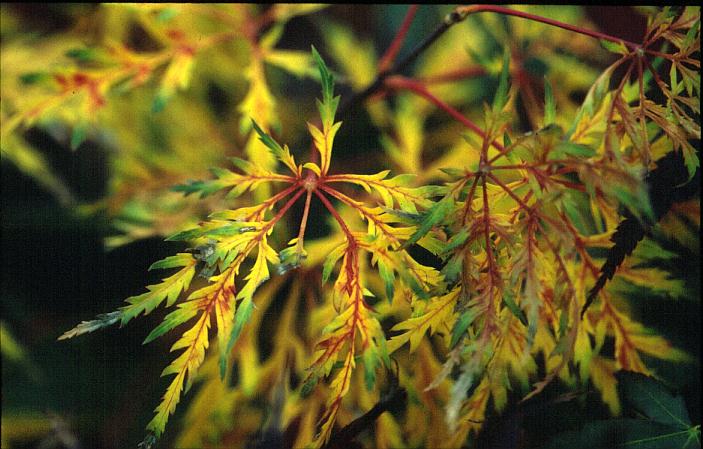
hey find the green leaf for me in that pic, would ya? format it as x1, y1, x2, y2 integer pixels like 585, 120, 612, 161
362, 347, 380, 390
300, 374, 319, 398
451, 308, 478, 348
251, 119, 285, 159
223, 296, 255, 371
277, 245, 307, 275
502, 293, 528, 326
550, 142, 596, 159
151, 91, 169, 113
567, 66, 614, 138
70, 121, 89, 151
143, 307, 197, 344
544, 77, 556, 126
683, 18, 699, 48
416, 233, 446, 257
599, 39, 630, 55
171, 178, 228, 198
120, 258, 197, 325
19, 71, 50, 85
149, 254, 195, 271
377, 258, 395, 302
617, 372, 691, 429
138, 434, 158, 449
403, 196, 454, 248
545, 374, 699, 449
311, 45, 334, 107
440, 228, 470, 258
65, 47, 98, 62
156, 7, 179, 22
441, 253, 463, 285
58, 311, 122, 340
682, 145, 700, 180
492, 49, 511, 112
544, 419, 697, 449
322, 244, 345, 284
396, 266, 430, 301
612, 184, 654, 224
503, 132, 513, 149
464, 45, 493, 71
165, 228, 204, 242
439, 167, 466, 178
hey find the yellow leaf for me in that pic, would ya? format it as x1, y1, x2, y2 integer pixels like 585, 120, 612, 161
148, 311, 211, 436
303, 162, 321, 177
307, 121, 341, 176
388, 288, 459, 353
269, 4, 327, 22
120, 254, 197, 324
237, 238, 279, 302
590, 356, 620, 415
265, 50, 316, 79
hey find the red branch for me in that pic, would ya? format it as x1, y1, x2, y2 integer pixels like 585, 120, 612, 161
378, 5, 419, 73
314, 189, 355, 243
456, 5, 642, 51
320, 185, 401, 245
384, 75, 505, 154
418, 66, 487, 85
296, 189, 314, 247
486, 172, 533, 213
245, 182, 301, 221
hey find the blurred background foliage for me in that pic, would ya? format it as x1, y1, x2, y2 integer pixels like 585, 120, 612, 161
1, 4, 699, 449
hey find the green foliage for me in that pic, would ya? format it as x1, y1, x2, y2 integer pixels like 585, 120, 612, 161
545, 372, 701, 449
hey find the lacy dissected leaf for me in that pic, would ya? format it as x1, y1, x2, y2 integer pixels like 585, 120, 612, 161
146, 267, 236, 436
172, 158, 295, 199
307, 46, 341, 177
360, 233, 442, 301
57, 311, 122, 341
601, 300, 688, 374
321, 190, 418, 247
308, 240, 389, 446
387, 287, 459, 353
325, 171, 436, 214
252, 120, 301, 177
222, 237, 280, 374
58, 253, 197, 340
147, 311, 211, 437
152, 47, 195, 113
584, 150, 697, 314
120, 254, 198, 324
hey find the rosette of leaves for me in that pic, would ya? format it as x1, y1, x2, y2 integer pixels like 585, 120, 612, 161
59, 48, 440, 446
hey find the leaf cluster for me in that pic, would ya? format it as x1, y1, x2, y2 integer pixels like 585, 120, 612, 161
20, 5, 698, 449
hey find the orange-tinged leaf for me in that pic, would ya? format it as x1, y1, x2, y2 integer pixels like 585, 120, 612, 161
147, 266, 236, 436
147, 311, 211, 436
